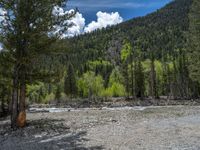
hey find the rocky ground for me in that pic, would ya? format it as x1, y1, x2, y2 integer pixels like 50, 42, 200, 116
0, 105, 200, 150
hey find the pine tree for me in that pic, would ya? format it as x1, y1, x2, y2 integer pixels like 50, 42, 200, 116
0, 0, 75, 128
188, 0, 200, 82
64, 63, 77, 97
149, 52, 158, 99
135, 60, 145, 98
121, 41, 132, 98
0, 51, 12, 116
55, 84, 62, 104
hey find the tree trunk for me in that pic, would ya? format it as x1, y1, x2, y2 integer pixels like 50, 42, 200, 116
124, 63, 130, 99
11, 66, 19, 129
1, 89, 5, 115
17, 67, 26, 128
131, 61, 135, 97
134, 60, 137, 99
150, 58, 157, 99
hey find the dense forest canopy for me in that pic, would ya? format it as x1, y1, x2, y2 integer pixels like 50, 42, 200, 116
0, 0, 200, 128
71, 0, 191, 61
65, 0, 197, 99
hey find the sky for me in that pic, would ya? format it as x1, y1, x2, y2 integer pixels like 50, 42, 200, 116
57, 0, 172, 37
67, 0, 172, 24
0, 0, 173, 41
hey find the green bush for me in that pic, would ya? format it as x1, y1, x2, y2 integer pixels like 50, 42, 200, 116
77, 71, 105, 97
101, 82, 126, 97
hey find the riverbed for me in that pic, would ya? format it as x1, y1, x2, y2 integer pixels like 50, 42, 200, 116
0, 106, 200, 150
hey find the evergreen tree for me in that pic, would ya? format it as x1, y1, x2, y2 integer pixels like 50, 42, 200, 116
0, 0, 75, 128
149, 52, 158, 99
0, 51, 12, 116
121, 41, 132, 98
188, 0, 200, 82
64, 63, 77, 97
135, 60, 145, 98
55, 84, 62, 104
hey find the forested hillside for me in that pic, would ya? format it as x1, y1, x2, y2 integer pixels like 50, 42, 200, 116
1, 0, 199, 123
70, 0, 192, 64
65, 0, 197, 99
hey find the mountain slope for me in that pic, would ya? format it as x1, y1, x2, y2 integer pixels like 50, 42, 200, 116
69, 0, 192, 66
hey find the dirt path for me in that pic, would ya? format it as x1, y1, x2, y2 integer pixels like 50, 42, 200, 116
0, 106, 200, 150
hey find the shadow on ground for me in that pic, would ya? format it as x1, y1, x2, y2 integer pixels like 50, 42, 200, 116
0, 118, 103, 150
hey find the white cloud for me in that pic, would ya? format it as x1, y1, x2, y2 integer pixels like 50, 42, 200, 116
64, 11, 123, 37
53, 6, 123, 38
84, 11, 123, 33
62, 11, 85, 38
0, 8, 6, 22
52, 6, 66, 16
0, 9, 6, 52
1, 6, 123, 39
52, 6, 85, 38
0, 8, 7, 28
0, 45, 2, 52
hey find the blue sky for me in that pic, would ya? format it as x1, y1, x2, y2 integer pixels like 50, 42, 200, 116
67, 0, 172, 24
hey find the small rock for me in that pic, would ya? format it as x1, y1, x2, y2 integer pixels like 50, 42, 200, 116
112, 119, 118, 123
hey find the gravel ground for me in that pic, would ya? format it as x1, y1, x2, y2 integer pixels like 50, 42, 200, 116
0, 106, 200, 150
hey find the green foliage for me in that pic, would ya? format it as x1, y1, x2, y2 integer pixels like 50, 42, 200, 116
77, 71, 105, 97
154, 60, 162, 95
155, 60, 163, 81
64, 63, 77, 97
27, 82, 49, 103
134, 60, 145, 98
86, 60, 113, 86
0, 0, 76, 127
188, 0, 200, 82
55, 84, 62, 101
120, 41, 133, 96
0, 51, 12, 111
23, 0, 200, 101
1, 0, 200, 107
100, 67, 126, 97
0, 0, 75, 77
108, 67, 124, 86
87, 60, 112, 71
70, 0, 192, 68
43, 93, 55, 104
121, 41, 132, 62
27, 82, 63, 104
104, 83, 126, 97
